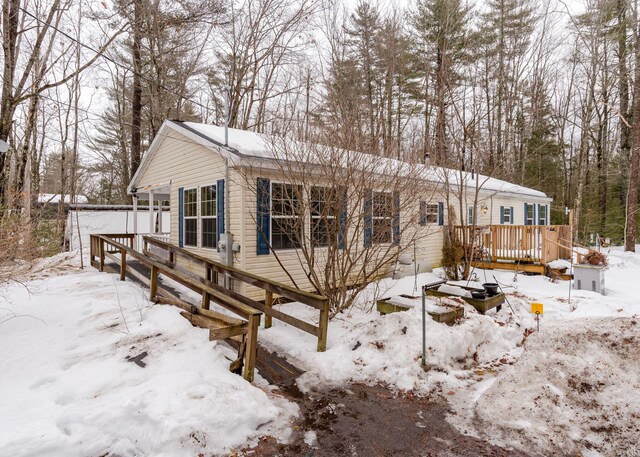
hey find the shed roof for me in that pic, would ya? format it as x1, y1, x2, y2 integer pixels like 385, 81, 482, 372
129, 120, 550, 201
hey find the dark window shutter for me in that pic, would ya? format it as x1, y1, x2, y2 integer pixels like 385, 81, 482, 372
256, 178, 270, 255
510, 207, 514, 224
392, 192, 400, 245
524, 203, 528, 225
500, 206, 505, 224
533, 204, 537, 225
438, 202, 444, 226
178, 187, 184, 247
338, 187, 347, 249
217, 179, 225, 245
364, 190, 372, 248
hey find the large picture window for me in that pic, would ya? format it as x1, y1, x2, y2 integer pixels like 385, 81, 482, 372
201, 185, 217, 248
310, 186, 340, 247
271, 183, 302, 250
372, 192, 393, 244
183, 188, 198, 247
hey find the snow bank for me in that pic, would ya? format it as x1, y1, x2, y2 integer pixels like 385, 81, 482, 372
259, 296, 527, 392
475, 318, 640, 456
0, 271, 295, 457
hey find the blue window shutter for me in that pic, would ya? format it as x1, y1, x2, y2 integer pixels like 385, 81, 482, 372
364, 190, 372, 248
419, 201, 427, 226
524, 203, 528, 225
510, 207, 514, 224
256, 178, 270, 255
500, 206, 505, 224
438, 202, 444, 226
178, 187, 184, 247
217, 179, 225, 245
338, 187, 347, 249
533, 204, 537, 225
392, 192, 400, 245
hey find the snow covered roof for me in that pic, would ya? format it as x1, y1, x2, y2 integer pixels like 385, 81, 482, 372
38, 193, 89, 204
129, 120, 549, 200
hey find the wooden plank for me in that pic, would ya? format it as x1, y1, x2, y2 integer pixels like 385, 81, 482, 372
209, 323, 248, 340
469, 260, 545, 274
150, 265, 158, 302
243, 313, 260, 382
120, 249, 126, 281
317, 301, 330, 352
264, 291, 273, 329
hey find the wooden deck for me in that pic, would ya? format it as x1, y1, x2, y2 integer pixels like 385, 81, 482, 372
454, 225, 572, 268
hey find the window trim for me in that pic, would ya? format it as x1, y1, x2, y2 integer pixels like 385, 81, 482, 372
372, 191, 393, 245
420, 201, 439, 226
526, 204, 535, 225
503, 206, 512, 224
200, 184, 217, 250
183, 187, 198, 248
538, 204, 548, 225
310, 185, 340, 248
270, 181, 303, 251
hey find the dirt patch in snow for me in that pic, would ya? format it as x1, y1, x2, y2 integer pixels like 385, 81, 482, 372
242, 383, 533, 456
475, 317, 640, 456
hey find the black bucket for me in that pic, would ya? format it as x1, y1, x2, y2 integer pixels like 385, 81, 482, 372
471, 290, 487, 300
482, 283, 499, 297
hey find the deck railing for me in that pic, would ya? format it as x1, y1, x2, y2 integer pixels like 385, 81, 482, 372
89, 233, 331, 382
453, 225, 572, 265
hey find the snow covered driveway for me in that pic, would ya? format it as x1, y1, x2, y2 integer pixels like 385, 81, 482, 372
0, 267, 295, 457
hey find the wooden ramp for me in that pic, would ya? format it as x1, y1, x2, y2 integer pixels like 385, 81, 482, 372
90, 234, 322, 385
101, 258, 305, 386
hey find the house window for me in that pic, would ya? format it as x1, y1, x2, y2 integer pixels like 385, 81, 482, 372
201, 185, 217, 248
468, 206, 475, 225
271, 183, 302, 250
183, 188, 198, 247
503, 207, 511, 224
420, 202, 439, 226
310, 186, 340, 247
538, 205, 547, 225
526, 204, 535, 225
372, 192, 393, 244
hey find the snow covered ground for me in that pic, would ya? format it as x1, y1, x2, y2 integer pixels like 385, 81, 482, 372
0, 254, 296, 457
1, 246, 639, 456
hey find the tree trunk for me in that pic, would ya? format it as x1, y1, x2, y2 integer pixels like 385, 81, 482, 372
131, 0, 143, 184
625, 18, 640, 251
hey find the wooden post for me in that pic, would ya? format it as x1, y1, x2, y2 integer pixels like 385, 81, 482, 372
201, 291, 210, 310
317, 299, 330, 352
149, 265, 158, 302
132, 195, 138, 250
120, 248, 127, 281
99, 238, 105, 272
149, 190, 155, 234
264, 291, 273, 329
243, 313, 261, 382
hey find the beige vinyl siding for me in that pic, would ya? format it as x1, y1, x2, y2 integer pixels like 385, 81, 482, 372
134, 130, 550, 303
134, 131, 247, 293
241, 169, 447, 301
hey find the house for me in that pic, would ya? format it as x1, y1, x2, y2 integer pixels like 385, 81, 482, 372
127, 120, 554, 300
